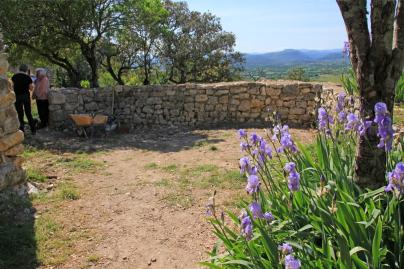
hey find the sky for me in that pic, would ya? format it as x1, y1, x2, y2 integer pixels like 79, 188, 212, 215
181, 0, 348, 53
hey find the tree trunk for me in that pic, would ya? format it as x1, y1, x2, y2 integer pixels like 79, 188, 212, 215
337, 0, 404, 188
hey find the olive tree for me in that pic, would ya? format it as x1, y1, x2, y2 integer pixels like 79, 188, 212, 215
336, 0, 404, 187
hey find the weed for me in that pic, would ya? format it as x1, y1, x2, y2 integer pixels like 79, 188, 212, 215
57, 182, 80, 200
209, 145, 218, 151
162, 164, 178, 173
162, 192, 193, 209
56, 154, 102, 173
193, 140, 209, 147
87, 254, 100, 263
26, 167, 47, 183
144, 162, 159, 170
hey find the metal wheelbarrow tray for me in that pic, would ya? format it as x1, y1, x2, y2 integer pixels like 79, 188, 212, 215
70, 114, 108, 138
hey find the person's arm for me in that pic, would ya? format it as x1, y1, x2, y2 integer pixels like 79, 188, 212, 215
29, 83, 34, 92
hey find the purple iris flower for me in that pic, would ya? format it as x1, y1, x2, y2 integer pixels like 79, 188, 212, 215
318, 107, 333, 131
239, 157, 250, 174
246, 174, 260, 194
240, 142, 249, 151
285, 255, 301, 269
342, 41, 350, 57
373, 102, 394, 151
284, 162, 300, 192
240, 214, 253, 240
250, 133, 261, 145
279, 243, 293, 255
338, 111, 347, 122
263, 212, 274, 222
385, 162, 404, 196
238, 129, 247, 138
249, 201, 263, 219
336, 92, 346, 114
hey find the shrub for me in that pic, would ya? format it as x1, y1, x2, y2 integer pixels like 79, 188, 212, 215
395, 75, 404, 104
203, 94, 403, 268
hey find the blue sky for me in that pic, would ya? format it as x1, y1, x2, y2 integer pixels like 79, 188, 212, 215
182, 0, 347, 53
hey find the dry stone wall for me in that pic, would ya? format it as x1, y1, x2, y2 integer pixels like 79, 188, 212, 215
49, 81, 323, 130
0, 34, 25, 191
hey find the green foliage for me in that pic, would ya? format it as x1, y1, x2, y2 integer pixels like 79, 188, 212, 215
286, 67, 309, 81
341, 68, 359, 95
395, 75, 404, 103
204, 119, 403, 268
80, 80, 90, 89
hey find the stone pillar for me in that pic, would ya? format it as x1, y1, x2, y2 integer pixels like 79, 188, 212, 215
0, 34, 26, 190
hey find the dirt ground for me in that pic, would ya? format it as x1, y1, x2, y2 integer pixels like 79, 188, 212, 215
18, 127, 315, 269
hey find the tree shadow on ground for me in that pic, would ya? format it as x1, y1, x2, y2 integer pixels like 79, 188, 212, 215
0, 188, 37, 269
24, 127, 225, 154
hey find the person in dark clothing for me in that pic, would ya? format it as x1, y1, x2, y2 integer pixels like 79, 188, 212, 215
11, 64, 37, 134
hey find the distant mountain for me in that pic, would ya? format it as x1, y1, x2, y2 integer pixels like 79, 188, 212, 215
244, 49, 346, 68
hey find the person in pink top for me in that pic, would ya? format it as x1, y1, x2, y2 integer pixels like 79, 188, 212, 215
33, 68, 50, 129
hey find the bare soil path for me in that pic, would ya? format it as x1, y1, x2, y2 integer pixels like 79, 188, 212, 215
22, 127, 315, 269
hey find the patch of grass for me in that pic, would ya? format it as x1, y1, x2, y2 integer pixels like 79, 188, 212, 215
57, 182, 80, 201
188, 164, 219, 177
209, 145, 218, 151
162, 164, 178, 173
162, 192, 194, 209
87, 254, 100, 263
154, 178, 171, 187
26, 167, 47, 183
144, 162, 159, 170
193, 140, 209, 147
56, 154, 102, 173
393, 104, 404, 125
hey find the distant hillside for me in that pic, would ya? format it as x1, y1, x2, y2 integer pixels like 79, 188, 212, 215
244, 49, 346, 68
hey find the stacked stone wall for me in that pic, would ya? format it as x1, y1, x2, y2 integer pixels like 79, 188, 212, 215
0, 34, 25, 191
49, 81, 323, 130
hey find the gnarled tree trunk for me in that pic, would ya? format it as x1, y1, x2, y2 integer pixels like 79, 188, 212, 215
336, 0, 404, 188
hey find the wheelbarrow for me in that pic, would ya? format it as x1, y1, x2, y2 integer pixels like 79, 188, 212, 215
69, 114, 108, 138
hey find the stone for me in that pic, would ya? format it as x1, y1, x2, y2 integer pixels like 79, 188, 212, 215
0, 131, 24, 152
251, 99, 264, 108
290, 108, 306, 115
282, 84, 299, 96
4, 144, 24, 156
219, 96, 229, 104
239, 100, 251, 112
49, 91, 66, 104
195, 95, 208, 102
85, 102, 98, 111
0, 92, 15, 108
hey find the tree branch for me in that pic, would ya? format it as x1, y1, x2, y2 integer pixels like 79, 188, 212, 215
336, 0, 371, 73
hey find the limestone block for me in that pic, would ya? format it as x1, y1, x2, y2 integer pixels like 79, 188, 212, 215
0, 131, 24, 152
239, 93, 250, 99
239, 100, 251, 112
266, 88, 281, 97
184, 103, 194, 111
265, 98, 271, 105
290, 108, 306, 115
251, 99, 264, 108
0, 92, 15, 108
5, 144, 24, 156
49, 110, 65, 122
281, 84, 299, 96
215, 89, 229, 96
0, 53, 9, 76
219, 96, 229, 104
208, 96, 218, 104
0, 163, 25, 190
195, 95, 208, 102
0, 109, 19, 136
143, 106, 154, 114
230, 99, 240, 105
85, 102, 98, 111
0, 78, 10, 95
49, 91, 66, 105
